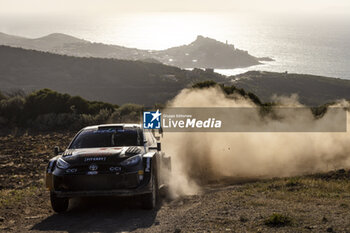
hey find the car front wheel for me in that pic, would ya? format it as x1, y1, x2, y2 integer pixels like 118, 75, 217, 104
50, 191, 69, 213
141, 171, 159, 209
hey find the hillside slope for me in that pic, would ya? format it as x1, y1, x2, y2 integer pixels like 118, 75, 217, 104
0, 46, 225, 105
2, 46, 350, 106
232, 71, 350, 105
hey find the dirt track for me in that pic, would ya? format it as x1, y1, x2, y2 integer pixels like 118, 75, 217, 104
1, 133, 350, 232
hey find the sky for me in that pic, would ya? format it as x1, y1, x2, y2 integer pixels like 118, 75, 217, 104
1, 0, 349, 16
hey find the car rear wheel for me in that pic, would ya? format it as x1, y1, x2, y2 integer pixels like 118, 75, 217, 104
50, 192, 69, 213
141, 171, 159, 209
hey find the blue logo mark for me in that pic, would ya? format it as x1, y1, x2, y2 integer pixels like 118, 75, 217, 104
143, 110, 161, 129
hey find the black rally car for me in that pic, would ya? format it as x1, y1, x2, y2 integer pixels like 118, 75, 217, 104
45, 124, 170, 212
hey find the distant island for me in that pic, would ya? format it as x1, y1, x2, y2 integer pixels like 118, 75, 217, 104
1, 45, 350, 106
0, 32, 272, 69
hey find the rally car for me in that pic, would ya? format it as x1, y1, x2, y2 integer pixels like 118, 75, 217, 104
45, 124, 170, 212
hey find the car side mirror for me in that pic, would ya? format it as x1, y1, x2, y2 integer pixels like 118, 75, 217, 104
54, 146, 60, 156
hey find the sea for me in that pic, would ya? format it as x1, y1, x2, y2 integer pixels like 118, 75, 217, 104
1, 12, 349, 79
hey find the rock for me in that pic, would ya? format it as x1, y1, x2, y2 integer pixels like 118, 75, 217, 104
24, 215, 43, 220
326, 227, 333, 232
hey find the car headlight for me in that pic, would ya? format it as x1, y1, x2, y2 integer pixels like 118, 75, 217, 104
120, 155, 141, 167
56, 158, 70, 169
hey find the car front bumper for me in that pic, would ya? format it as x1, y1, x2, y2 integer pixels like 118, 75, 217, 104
53, 186, 152, 198
47, 170, 152, 198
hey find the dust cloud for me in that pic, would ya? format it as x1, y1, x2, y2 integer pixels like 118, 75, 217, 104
162, 87, 350, 198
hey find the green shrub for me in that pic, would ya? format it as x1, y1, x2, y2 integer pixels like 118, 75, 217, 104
28, 109, 113, 131
24, 89, 71, 118
109, 103, 143, 123
87, 101, 116, 115
0, 96, 25, 126
67, 95, 89, 114
80, 109, 113, 126
286, 178, 301, 187
192, 80, 217, 89
0, 88, 117, 130
264, 213, 292, 227
311, 105, 329, 118
247, 92, 262, 105
192, 80, 264, 106
28, 113, 78, 131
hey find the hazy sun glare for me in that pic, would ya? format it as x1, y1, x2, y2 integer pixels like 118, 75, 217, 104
92, 13, 228, 50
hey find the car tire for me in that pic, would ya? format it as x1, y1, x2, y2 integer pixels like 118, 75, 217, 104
142, 171, 159, 209
50, 191, 69, 213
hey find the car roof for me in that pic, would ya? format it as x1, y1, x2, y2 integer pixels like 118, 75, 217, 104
83, 123, 142, 131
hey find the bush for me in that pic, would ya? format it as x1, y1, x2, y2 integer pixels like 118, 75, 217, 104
67, 95, 89, 114
28, 109, 114, 131
24, 89, 71, 118
285, 178, 301, 187
0, 88, 117, 131
264, 213, 292, 227
109, 104, 143, 123
192, 80, 217, 89
28, 113, 80, 131
86, 101, 116, 115
80, 109, 113, 127
24, 89, 116, 119
192, 80, 264, 106
247, 92, 262, 105
0, 96, 25, 126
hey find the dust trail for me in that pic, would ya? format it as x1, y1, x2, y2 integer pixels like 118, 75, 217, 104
162, 87, 350, 198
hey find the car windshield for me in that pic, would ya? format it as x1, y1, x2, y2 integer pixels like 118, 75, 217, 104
69, 127, 143, 149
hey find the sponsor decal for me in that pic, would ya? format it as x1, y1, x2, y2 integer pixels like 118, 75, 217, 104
162, 117, 221, 128
87, 171, 98, 175
109, 166, 121, 172
84, 157, 106, 162
66, 168, 77, 173
143, 110, 161, 129
89, 164, 98, 171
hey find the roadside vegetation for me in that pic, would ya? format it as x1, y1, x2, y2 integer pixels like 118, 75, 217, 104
0, 89, 144, 133
264, 213, 293, 227
0, 80, 341, 134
